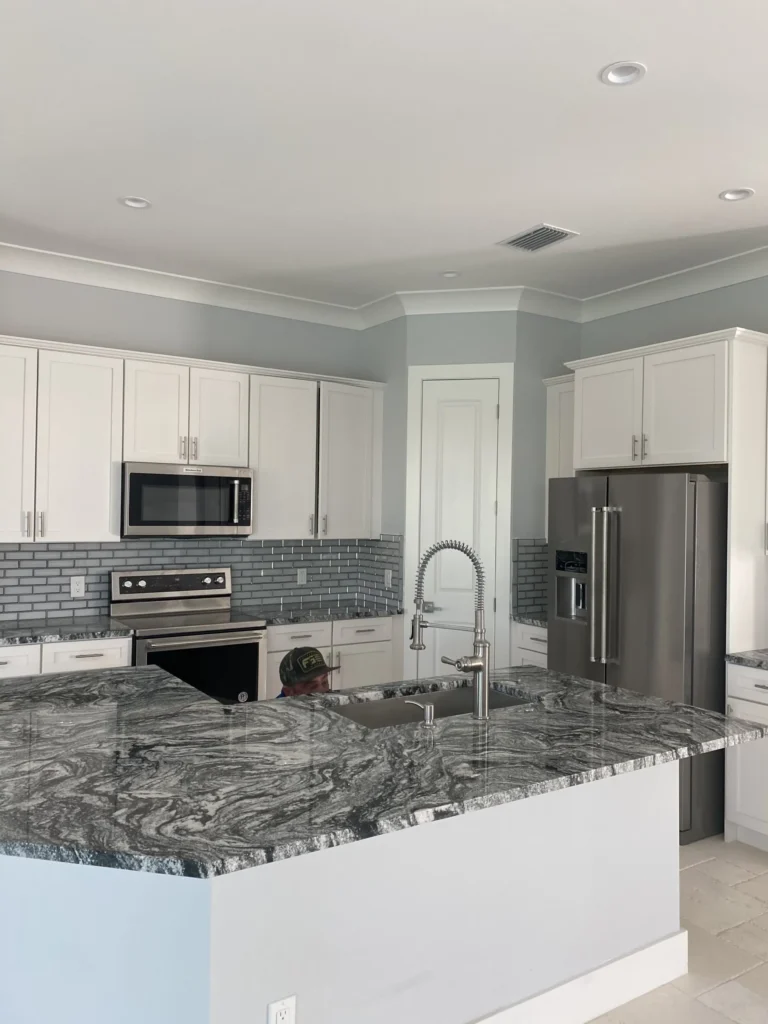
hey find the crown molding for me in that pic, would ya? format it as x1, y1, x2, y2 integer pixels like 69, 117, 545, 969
565, 327, 768, 369
581, 246, 768, 323
0, 243, 362, 330
543, 373, 575, 386
5, 239, 768, 332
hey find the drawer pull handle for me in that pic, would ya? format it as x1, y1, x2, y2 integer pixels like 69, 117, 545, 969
355, 628, 376, 634
0, 660, 8, 666
755, 683, 768, 691
290, 634, 313, 640
73, 652, 105, 660
526, 637, 548, 645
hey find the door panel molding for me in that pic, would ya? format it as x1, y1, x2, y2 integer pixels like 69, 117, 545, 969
403, 363, 514, 679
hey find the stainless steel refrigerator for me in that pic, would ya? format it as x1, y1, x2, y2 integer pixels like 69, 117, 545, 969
548, 472, 727, 845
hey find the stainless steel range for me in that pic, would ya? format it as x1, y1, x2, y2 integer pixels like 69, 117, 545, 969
110, 568, 266, 704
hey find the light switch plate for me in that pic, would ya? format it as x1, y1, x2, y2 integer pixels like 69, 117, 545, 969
384, 569, 393, 589
267, 995, 296, 1024
297, 568, 307, 586
70, 576, 86, 599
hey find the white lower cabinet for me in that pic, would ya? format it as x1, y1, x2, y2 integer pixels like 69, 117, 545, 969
40, 637, 132, 674
726, 666, 768, 845
0, 644, 42, 679
333, 641, 394, 691
510, 622, 548, 668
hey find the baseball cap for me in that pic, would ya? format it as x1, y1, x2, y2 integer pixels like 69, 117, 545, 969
279, 647, 337, 687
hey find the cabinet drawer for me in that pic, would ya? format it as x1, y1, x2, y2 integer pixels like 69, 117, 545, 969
0, 644, 42, 679
520, 650, 548, 669
727, 664, 768, 706
41, 637, 132, 674
512, 623, 548, 653
332, 617, 392, 646
267, 622, 332, 653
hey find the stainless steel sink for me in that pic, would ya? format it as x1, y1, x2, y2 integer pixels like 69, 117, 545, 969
330, 687, 531, 729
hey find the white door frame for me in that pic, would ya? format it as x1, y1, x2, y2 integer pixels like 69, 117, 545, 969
403, 363, 514, 679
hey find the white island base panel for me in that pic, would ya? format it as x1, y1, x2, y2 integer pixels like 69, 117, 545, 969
0, 761, 686, 1024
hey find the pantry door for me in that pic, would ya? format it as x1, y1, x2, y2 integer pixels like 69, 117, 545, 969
403, 365, 513, 679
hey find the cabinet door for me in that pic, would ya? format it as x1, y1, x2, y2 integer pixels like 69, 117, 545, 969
124, 360, 190, 463
40, 637, 132, 674
572, 358, 644, 470
318, 382, 375, 539
265, 647, 332, 700
0, 345, 37, 543
249, 375, 318, 539
726, 696, 768, 836
36, 350, 123, 542
333, 641, 394, 691
189, 367, 249, 467
0, 644, 41, 679
642, 342, 727, 465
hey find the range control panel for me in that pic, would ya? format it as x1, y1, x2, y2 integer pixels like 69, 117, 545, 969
111, 569, 231, 600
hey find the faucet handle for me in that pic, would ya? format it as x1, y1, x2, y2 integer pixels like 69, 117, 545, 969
441, 656, 460, 668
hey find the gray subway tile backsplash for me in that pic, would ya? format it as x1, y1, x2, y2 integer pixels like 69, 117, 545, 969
512, 538, 548, 618
0, 536, 403, 624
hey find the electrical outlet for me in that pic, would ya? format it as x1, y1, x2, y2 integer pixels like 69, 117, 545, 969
70, 576, 86, 599
384, 569, 393, 589
267, 995, 296, 1024
297, 568, 307, 585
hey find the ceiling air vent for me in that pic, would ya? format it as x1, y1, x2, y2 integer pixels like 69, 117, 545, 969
497, 223, 579, 253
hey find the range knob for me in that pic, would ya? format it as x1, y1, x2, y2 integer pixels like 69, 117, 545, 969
137, 580, 147, 588
202, 577, 212, 585
216, 576, 224, 584
123, 581, 133, 589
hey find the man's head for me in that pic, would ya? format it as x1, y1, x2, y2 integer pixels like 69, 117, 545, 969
278, 647, 336, 696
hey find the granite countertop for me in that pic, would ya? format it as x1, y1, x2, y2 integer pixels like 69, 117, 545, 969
236, 604, 404, 626
0, 617, 133, 647
512, 614, 548, 629
726, 650, 768, 670
0, 664, 764, 879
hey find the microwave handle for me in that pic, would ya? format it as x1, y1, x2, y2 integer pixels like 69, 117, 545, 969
232, 479, 240, 524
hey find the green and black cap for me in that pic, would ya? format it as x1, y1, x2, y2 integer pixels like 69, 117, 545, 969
279, 647, 337, 687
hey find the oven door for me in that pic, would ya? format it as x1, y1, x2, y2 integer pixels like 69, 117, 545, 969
123, 463, 253, 537
136, 630, 266, 704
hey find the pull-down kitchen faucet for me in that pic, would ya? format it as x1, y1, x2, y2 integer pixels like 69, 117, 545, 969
410, 540, 490, 720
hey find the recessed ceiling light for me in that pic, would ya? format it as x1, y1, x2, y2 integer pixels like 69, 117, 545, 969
441, 271, 460, 279
719, 188, 755, 202
599, 61, 647, 86
119, 196, 152, 209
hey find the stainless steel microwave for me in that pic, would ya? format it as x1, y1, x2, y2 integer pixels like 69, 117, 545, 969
122, 463, 253, 537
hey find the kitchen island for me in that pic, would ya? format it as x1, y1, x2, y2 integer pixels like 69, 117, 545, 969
1, 665, 765, 1024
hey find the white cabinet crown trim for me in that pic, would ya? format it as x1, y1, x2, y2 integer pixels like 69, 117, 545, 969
542, 373, 575, 387
565, 328, 768, 370
0, 334, 385, 390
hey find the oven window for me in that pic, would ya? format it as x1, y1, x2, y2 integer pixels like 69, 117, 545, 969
128, 473, 235, 527
147, 639, 260, 703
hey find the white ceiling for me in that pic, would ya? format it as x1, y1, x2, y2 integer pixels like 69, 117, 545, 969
3, 0, 768, 307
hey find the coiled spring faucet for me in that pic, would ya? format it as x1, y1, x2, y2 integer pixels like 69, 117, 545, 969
410, 539, 490, 720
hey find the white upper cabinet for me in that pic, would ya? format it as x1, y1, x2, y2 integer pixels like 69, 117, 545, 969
318, 382, 378, 539
123, 360, 190, 464
36, 350, 123, 542
249, 375, 318, 539
641, 341, 727, 465
189, 367, 249, 467
0, 345, 37, 543
573, 358, 644, 469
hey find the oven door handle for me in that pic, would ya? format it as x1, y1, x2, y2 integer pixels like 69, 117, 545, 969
144, 631, 265, 652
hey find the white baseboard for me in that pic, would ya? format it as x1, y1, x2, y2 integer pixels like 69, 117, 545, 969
726, 822, 768, 853
477, 930, 688, 1024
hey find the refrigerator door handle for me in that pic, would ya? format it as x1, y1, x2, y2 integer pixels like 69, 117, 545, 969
601, 506, 621, 664
590, 507, 601, 663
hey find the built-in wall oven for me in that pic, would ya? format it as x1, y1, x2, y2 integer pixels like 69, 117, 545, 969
122, 463, 253, 537
110, 568, 266, 704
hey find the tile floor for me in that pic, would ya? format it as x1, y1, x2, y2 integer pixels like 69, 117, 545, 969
591, 835, 768, 1023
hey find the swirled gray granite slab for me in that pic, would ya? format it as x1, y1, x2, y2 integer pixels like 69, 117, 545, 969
234, 604, 404, 625
512, 614, 548, 628
726, 650, 768, 671
0, 617, 133, 646
0, 664, 765, 878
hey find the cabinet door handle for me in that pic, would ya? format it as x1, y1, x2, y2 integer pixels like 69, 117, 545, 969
190, 436, 198, 460
754, 683, 768, 692
642, 434, 649, 459
336, 650, 341, 668
180, 435, 187, 460
37, 511, 45, 538
21, 510, 32, 537
308, 514, 315, 536
74, 652, 105, 660
0, 660, 8, 666
322, 514, 328, 535
631, 435, 639, 461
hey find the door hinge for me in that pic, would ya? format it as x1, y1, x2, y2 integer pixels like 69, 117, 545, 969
493, 597, 497, 612
496, 403, 500, 419
494, 500, 498, 516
